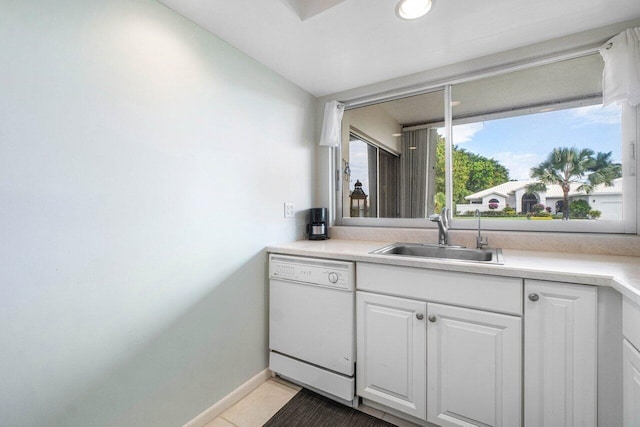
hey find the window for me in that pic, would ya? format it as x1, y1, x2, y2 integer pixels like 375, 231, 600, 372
343, 133, 400, 218
337, 52, 637, 233
340, 89, 443, 221
452, 102, 623, 219
449, 54, 630, 230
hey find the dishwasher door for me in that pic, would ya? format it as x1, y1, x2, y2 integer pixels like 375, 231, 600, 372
269, 278, 355, 376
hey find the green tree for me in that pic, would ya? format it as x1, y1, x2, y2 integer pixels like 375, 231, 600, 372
527, 147, 621, 220
466, 151, 510, 194
434, 140, 446, 197
434, 138, 510, 205
433, 191, 446, 213
569, 199, 591, 219
435, 140, 469, 204
590, 151, 623, 185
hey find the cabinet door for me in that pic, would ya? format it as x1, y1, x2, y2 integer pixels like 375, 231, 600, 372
356, 291, 427, 420
524, 280, 597, 427
623, 339, 640, 427
427, 303, 522, 427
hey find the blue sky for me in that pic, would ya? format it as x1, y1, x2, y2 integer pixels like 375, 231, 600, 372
449, 103, 622, 180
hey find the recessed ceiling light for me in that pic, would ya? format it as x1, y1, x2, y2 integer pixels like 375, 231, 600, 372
396, 0, 433, 20
450, 100, 461, 107
392, 133, 402, 137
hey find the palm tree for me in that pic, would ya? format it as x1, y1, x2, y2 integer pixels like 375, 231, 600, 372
526, 147, 621, 220
590, 151, 623, 186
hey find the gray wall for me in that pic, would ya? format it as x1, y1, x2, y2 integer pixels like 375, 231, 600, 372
0, 1, 316, 426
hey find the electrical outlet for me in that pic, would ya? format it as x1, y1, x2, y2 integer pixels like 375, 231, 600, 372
284, 202, 295, 218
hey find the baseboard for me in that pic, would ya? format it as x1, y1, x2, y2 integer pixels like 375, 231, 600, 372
183, 368, 272, 427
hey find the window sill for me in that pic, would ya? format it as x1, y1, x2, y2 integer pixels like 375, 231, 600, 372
329, 225, 640, 257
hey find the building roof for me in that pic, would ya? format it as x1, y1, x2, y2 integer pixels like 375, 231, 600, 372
465, 180, 536, 200
465, 178, 623, 200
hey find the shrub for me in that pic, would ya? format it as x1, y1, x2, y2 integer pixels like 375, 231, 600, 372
535, 210, 551, 217
589, 209, 602, 219
502, 206, 516, 216
488, 202, 499, 210
458, 208, 528, 218
569, 199, 591, 219
532, 203, 545, 213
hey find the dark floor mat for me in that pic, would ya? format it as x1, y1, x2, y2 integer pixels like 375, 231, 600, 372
263, 388, 397, 427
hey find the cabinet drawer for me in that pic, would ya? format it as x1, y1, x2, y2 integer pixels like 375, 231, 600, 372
357, 263, 522, 315
623, 297, 640, 351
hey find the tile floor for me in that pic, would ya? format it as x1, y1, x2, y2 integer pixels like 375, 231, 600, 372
204, 377, 421, 427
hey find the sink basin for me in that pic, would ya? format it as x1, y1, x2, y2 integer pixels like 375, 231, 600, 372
370, 243, 503, 264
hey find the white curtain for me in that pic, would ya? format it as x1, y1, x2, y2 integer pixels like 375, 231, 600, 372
319, 100, 345, 147
400, 128, 437, 218
600, 27, 640, 107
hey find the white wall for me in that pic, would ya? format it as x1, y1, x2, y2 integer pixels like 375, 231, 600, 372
348, 105, 402, 154
0, 1, 316, 426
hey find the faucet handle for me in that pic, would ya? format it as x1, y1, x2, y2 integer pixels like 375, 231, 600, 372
476, 236, 489, 249
440, 207, 450, 228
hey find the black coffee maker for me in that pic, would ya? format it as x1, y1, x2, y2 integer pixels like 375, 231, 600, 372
308, 208, 329, 240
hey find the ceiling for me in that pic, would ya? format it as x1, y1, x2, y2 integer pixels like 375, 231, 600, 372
157, 0, 640, 97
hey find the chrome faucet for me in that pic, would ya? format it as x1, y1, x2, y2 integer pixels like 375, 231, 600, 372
475, 209, 489, 249
429, 207, 450, 246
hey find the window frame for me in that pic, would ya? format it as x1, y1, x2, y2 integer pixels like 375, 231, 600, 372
344, 131, 400, 219
335, 50, 639, 234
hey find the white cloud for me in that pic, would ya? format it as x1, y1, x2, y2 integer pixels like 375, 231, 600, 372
437, 122, 484, 144
491, 151, 541, 180
571, 104, 621, 126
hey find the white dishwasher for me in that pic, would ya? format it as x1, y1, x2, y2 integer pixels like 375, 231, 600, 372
269, 254, 356, 405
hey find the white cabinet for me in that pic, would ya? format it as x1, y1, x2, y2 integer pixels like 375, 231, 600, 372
356, 289, 522, 426
356, 263, 523, 425
356, 291, 427, 420
355, 265, 605, 427
623, 339, 640, 427
623, 297, 640, 427
524, 280, 597, 427
427, 303, 522, 427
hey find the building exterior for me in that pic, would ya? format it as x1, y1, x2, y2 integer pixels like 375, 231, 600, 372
457, 178, 623, 220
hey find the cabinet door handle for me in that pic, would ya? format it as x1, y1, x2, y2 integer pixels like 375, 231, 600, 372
528, 293, 540, 302
428, 315, 436, 322
416, 313, 424, 320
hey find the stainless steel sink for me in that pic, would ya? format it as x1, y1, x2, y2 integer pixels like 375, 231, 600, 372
370, 243, 503, 264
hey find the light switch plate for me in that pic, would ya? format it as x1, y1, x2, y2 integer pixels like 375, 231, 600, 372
284, 202, 295, 218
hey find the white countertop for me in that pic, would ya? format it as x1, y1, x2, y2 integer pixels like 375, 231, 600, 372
267, 239, 640, 306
